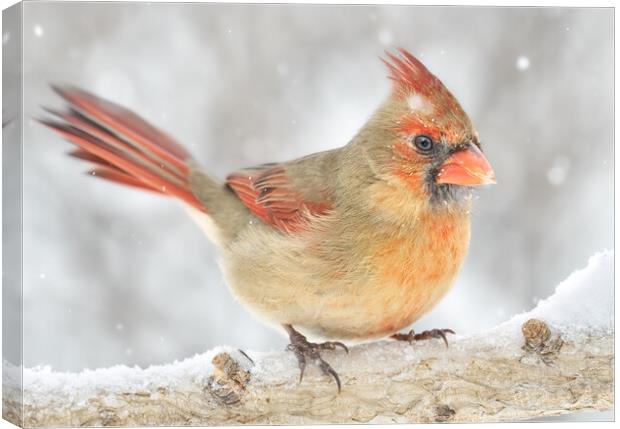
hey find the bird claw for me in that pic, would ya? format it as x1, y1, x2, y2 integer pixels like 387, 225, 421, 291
284, 325, 346, 393
391, 328, 455, 348
237, 348, 255, 366
316, 341, 349, 353
318, 359, 341, 393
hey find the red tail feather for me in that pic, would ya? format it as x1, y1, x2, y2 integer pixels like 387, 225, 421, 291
42, 86, 205, 212
88, 167, 161, 193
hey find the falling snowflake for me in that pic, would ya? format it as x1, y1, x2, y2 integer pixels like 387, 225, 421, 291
33, 25, 43, 37
378, 29, 393, 46
546, 156, 571, 186
516, 55, 530, 71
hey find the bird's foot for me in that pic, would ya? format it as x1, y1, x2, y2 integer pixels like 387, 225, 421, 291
283, 324, 348, 393
391, 328, 455, 348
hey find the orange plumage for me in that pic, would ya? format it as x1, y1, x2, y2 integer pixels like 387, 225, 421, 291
41, 48, 496, 391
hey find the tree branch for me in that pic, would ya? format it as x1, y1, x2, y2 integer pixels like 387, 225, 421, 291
3, 252, 613, 425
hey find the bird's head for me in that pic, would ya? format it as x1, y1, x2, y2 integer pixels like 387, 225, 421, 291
360, 48, 496, 209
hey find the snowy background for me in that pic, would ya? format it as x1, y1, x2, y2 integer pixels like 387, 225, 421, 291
7, 3, 612, 372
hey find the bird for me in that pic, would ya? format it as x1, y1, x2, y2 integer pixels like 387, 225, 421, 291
41, 48, 496, 392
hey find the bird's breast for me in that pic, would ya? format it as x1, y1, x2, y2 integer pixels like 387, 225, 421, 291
221, 186, 472, 342
352, 208, 471, 338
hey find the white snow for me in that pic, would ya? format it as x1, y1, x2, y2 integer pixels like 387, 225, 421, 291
480, 249, 614, 349
433, 249, 614, 360
516, 55, 530, 71
407, 93, 433, 114
33, 25, 44, 37
512, 249, 613, 332
546, 156, 571, 186
23, 347, 240, 402
378, 29, 394, 46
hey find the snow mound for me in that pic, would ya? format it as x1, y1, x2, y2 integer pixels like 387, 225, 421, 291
23, 346, 241, 400
527, 249, 613, 330
502, 249, 613, 335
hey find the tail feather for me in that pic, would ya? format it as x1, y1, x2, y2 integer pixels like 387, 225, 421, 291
41, 86, 206, 212
89, 166, 161, 193
51, 85, 191, 162
44, 106, 187, 184
68, 148, 118, 169
67, 148, 159, 192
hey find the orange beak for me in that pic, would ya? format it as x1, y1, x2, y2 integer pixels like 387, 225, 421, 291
436, 143, 496, 186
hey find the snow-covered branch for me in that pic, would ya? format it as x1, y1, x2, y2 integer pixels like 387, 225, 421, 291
3, 251, 613, 426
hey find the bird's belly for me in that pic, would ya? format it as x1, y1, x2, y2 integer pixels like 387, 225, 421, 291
222, 214, 470, 341
308, 224, 470, 340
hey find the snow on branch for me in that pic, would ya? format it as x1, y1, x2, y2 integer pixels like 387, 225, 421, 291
3, 251, 613, 426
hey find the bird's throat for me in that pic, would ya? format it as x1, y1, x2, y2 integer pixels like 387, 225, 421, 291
427, 182, 474, 209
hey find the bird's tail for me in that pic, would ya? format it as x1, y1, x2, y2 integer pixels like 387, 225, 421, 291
40, 85, 205, 212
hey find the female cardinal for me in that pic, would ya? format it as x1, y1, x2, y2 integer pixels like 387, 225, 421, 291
42, 48, 495, 392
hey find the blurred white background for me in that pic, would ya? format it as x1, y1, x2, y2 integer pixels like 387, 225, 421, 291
7, 3, 612, 372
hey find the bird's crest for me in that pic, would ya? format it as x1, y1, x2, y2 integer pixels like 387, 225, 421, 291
381, 48, 474, 141
382, 48, 450, 101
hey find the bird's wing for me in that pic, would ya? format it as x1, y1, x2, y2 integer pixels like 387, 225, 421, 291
226, 154, 335, 233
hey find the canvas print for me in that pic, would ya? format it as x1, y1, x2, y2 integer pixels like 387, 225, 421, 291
2, 1, 613, 426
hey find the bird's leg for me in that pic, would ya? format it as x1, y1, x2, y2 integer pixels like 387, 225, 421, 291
391, 328, 455, 348
283, 324, 348, 393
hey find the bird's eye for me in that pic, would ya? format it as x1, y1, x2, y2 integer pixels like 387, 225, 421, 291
413, 135, 434, 152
